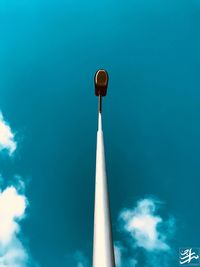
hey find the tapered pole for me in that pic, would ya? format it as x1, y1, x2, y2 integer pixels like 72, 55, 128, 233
92, 70, 115, 267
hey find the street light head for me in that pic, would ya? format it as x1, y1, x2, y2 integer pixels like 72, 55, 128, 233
94, 69, 109, 97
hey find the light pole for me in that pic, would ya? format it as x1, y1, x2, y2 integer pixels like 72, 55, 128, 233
92, 70, 115, 267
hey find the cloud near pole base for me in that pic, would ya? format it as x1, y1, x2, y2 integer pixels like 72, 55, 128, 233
116, 197, 175, 267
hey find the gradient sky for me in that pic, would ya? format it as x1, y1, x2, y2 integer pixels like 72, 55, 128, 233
0, 0, 200, 266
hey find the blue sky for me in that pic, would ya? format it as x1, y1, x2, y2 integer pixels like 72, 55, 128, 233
0, 0, 200, 266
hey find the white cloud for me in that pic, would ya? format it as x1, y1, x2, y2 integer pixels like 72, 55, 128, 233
0, 186, 27, 245
118, 198, 175, 267
0, 113, 37, 266
0, 237, 28, 267
0, 112, 17, 156
119, 198, 174, 252
0, 179, 29, 267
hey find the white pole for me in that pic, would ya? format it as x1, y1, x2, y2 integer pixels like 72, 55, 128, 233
92, 112, 115, 267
